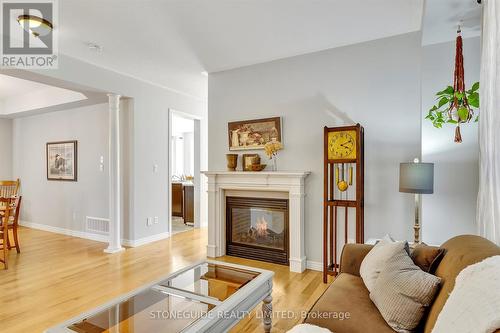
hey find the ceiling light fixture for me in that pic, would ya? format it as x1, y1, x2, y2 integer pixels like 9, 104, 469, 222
17, 14, 53, 37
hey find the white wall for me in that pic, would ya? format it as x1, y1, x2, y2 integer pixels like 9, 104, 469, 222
0, 119, 12, 179
12, 103, 110, 233
421, 37, 480, 245
183, 132, 194, 176
208, 32, 422, 263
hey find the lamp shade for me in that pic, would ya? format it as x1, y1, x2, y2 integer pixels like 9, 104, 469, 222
399, 162, 434, 194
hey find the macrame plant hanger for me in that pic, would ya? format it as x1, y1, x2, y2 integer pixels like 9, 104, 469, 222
450, 26, 473, 143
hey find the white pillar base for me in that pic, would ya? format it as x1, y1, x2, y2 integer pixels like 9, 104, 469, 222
104, 246, 125, 254
207, 244, 217, 258
289, 257, 306, 273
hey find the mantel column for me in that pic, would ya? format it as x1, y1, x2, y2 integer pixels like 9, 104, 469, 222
289, 183, 307, 273
104, 93, 124, 254
206, 174, 219, 257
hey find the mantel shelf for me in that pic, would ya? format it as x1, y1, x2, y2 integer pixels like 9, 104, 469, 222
202, 171, 311, 178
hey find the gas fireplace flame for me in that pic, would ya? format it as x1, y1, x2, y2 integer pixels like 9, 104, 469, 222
255, 217, 269, 237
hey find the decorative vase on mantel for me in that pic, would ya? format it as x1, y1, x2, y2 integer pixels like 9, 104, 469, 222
226, 154, 238, 171
271, 156, 278, 171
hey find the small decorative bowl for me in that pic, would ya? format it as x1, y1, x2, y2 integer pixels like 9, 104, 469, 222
251, 164, 267, 171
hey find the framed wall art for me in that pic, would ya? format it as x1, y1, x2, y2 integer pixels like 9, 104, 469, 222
46, 140, 78, 181
228, 117, 282, 151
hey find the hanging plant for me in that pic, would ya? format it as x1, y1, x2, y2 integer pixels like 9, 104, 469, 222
424, 28, 480, 143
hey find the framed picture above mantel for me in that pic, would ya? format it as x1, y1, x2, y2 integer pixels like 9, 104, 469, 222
228, 117, 282, 151
46, 140, 78, 181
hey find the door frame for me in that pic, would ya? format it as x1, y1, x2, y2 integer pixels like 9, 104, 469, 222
168, 108, 202, 235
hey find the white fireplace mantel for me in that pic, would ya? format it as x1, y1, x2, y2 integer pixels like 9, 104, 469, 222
202, 171, 311, 273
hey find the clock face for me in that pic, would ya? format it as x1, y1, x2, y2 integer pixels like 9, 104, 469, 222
328, 130, 357, 160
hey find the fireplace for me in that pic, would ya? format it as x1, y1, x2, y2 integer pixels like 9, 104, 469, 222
226, 196, 289, 265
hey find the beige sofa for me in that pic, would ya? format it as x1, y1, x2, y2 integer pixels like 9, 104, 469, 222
304, 235, 500, 333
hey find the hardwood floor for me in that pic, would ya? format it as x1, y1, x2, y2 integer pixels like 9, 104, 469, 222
0, 227, 331, 333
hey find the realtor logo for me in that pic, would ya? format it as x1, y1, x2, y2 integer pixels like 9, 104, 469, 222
1, 0, 58, 68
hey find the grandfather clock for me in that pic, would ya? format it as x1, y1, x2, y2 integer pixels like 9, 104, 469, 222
323, 124, 364, 282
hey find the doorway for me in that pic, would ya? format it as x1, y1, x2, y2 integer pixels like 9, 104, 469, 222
168, 109, 201, 235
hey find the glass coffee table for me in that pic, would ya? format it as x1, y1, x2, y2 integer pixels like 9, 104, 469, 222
45, 260, 274, 333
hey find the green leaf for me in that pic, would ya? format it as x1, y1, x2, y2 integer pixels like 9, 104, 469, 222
471, 82, 479, 92
447, 119, 458, 124
430, 105, 438, 111
469, 97, 480, 108
438, 97, 449, 108
474, 115, 479, 122
437, 86, 454, 96
458, 107, 469, 121
469, 92, 479, 100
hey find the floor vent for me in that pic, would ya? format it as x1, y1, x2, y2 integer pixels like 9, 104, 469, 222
86, 216, 110, 235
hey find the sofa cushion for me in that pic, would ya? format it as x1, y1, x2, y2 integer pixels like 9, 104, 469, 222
370, 244, 441, 332
360, 236, 408, 292
304, 273, 394, 333
411, 244, 445, 273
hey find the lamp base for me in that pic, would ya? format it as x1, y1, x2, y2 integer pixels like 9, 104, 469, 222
413, 193, 420, 244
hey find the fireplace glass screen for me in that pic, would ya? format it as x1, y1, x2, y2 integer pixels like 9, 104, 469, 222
231, 207, 285, 250
226, 196, 288, 265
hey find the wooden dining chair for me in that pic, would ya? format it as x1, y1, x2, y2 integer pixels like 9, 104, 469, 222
2, 196, 22, 253
0, 197, 13, 269
0, 179, 20, 198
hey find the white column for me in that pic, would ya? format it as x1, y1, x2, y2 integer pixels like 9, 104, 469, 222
206, 174, 218, 257
104, 93, 124, 254
288, 184, 307, 273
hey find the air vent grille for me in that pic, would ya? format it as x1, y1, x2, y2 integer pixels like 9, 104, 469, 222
86, 216, 110, 235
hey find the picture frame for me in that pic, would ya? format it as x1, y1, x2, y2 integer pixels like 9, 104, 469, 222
228, 117, 282, 151
46, 140, 78, 181
242, 154, 259, 171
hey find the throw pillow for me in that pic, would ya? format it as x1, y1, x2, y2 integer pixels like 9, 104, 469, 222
360, 235, 408, 292
370, 243, 441, 333
431, 255, 500, 333
411, 244, 445, 273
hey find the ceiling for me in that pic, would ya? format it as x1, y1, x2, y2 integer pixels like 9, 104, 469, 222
422, 0, 482, 45
58, 0, 424, 100
2, 1, 481, 101
0, 74, 103, 116
0, 74, 51, 100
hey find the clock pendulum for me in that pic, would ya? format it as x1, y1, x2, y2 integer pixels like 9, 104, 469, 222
323, 124, 364, 282
348, 164, 353, 186
336, 163, 349, 192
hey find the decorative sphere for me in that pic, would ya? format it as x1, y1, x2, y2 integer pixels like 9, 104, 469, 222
337, 181, 349, 192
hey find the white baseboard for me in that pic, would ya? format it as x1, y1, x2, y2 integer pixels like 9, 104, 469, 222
20, 221, 109, 243
306, 260, 323, 271
20, 221, 170, 248
122, 232, 170, 247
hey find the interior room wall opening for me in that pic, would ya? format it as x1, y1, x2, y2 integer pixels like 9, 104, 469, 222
169, 110, 201, 235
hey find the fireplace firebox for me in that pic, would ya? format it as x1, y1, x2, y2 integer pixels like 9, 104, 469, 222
226, 196, 289, 265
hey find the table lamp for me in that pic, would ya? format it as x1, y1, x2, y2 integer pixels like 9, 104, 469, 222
399, 158, 434, 243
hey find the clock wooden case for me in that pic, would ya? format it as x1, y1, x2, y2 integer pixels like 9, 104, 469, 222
323, 124, 365, 282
